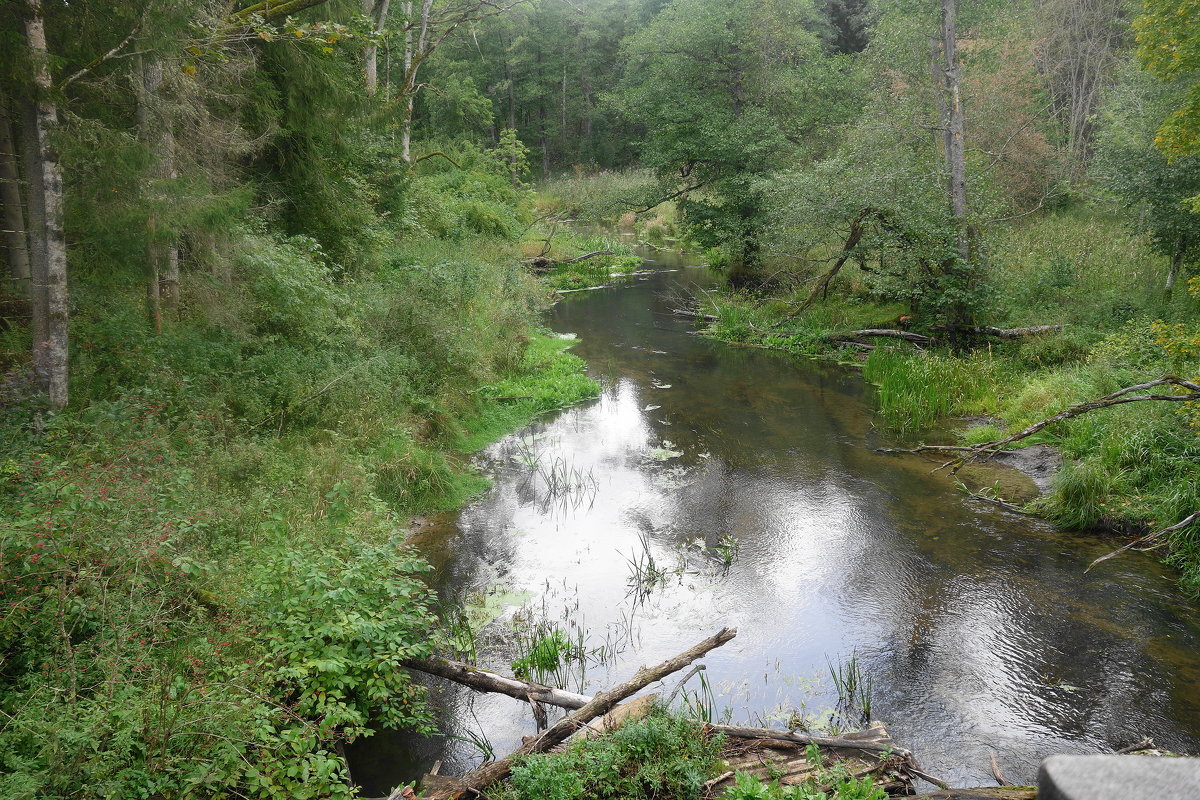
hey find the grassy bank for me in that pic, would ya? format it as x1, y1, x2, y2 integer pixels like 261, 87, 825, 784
483, 705, 887, 800
692, 208, 1200, 592
0, 226, 598, 798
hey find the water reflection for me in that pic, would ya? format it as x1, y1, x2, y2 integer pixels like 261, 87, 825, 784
349, 257, 1200, 794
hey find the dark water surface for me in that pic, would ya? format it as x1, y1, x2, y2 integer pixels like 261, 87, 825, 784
350, 252, 1200, 794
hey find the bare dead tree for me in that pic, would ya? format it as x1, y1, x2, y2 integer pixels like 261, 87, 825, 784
1033, 0, 1128, 170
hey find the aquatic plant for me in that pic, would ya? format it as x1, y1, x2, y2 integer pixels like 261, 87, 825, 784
828, 653, 874, 726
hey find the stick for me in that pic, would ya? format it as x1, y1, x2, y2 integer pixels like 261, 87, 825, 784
989, 750, 1010, 786
703, 770, 735, 790
560, 250, 615, 264
1086, 511, 1200, 572
665, 664, 706, 704
401, 656, 591, 709
424, 628, 737, 799
1115, 737, 1154, 754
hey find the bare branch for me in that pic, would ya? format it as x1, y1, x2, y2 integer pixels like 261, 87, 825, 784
58, 24, 141, 90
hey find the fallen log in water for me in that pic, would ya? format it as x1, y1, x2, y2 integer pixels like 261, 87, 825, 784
420, 627, 738, 799
400, 656, 590, 709
672, 307, 720, 322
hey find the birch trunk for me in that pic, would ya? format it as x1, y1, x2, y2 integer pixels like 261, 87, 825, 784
400, 0, 415, 161
24, 0, 68, 409
362, 0, 391, 95
0, 105, 31, 294
136, 56, 179, 328
940, 0, 968, 261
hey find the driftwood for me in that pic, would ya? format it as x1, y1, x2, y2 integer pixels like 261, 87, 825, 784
833, 329, 933, 345
933, 323, 1062, 339
672, 308, 720, 322
705, 724, 911, 760
422, 627, 737, 799
560, 249, 614, 264
401, 656, 590, 710
989, 751, 1010, 786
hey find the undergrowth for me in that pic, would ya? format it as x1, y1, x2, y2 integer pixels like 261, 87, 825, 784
0, 226, 598, 798
696, 207, 1200, 593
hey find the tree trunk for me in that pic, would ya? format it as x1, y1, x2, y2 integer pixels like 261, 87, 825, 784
504, 41, 517, 130
21, 104, 48, 351
24, 0, 69, 409
0, 104, 31, 295
401, 0, 414, 161
137, 56, 179, 328
940, 0, 968, 261
580, 39, 593, 159
1166, 233, 1186, 297
362, 0, 391, 95
537, 45, 549, 178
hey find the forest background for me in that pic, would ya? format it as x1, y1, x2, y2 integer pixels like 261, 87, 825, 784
1, 0, 1200, 798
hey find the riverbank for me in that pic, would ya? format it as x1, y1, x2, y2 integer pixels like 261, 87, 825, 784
680, 210, 1200, 595
0, 230, 597, 798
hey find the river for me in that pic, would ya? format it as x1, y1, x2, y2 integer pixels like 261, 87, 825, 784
349, 250, 1200, 794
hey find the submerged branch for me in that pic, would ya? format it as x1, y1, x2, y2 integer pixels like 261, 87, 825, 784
1087, 511, 1200, 572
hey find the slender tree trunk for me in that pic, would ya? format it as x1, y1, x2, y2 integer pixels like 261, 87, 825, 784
21, 104, 48, 351
580, 46, 593, 160
362, 0, 391, 95
940, 0, 968, 261
536, 46, 549, 178
24, 0, 68, 409
1167, 234, 1186, 297
934, 0, 977, 331
137, 56, 179, 329
0, 105, 31, 295
505, 48, 517, 130
401, 0, 414, 161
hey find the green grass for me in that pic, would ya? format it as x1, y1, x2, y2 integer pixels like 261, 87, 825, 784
697, 205, 1200, 593
456, 334, 600, 452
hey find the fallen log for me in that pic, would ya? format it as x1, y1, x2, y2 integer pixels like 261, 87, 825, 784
909, 790, 1035, 800
875, 376, 1200, 570
672, 308, 720, 322
830, 329, 933, 345
560, 249, 615, 264
422, 627, 737, 799
705, 724, 912, 760
933, 324, 1063, 339
1087, 510, 1200, 572
400, 656, 590, 710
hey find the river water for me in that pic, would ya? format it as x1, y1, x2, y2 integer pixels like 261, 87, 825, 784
350, 251, 1200, 794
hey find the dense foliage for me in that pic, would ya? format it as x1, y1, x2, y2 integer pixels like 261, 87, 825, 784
4, 0, 1200, 796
